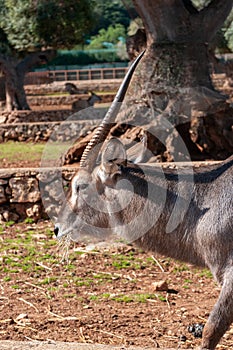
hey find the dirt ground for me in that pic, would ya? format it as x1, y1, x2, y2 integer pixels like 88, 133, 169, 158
0, 219, 233, 350
1, 156, 42, 169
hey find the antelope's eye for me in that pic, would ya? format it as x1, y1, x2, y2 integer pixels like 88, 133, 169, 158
79, 183, 89, 191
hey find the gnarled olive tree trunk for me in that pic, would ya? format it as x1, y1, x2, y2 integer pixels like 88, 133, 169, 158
0, 50, 56, 111
122, 0, 233, 160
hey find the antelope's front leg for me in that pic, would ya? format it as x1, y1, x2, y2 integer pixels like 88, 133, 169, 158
201, 267, 233, 350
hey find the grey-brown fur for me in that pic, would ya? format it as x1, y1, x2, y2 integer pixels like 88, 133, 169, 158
72, 91, 102, 112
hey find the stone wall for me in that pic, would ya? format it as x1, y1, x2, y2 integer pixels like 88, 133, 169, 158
0, 119, 100, 142
0, 167, 78, 223
0, 110, 72, 124
27, 93, 114, 107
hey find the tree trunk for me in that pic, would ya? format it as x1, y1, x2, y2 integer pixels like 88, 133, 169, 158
0, 50, 56, 111
120, 0, 233, 160
0, 57, 25, 111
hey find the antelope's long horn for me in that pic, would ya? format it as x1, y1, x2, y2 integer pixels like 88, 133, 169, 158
79, 50, 145, 171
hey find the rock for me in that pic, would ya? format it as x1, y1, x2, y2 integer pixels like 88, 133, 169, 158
14, 204, 27, 217
2, 210, 19, 222
0, 179, 8, 185
151, 280, 168, 292
0, 115, 6, 123
9, 177, 41, 203
188, 323, 204, 338
26, 204, 41, 219
44, 179, 65, 202
0, 186, 7, 204
37, 170, 60, 183
179, 335, 187, 342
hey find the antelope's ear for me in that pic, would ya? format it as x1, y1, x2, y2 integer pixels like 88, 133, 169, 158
98, 138, 127, 185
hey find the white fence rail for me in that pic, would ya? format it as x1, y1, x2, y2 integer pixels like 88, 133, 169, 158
25, 67, 128, 85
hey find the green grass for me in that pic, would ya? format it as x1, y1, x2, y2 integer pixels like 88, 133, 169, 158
0, 141, 45, 162
0, 225, 59, 275
198, 269, 213, 279
111, 293, 165, 303
0, 141, 70, 165
111, 253, 148, 270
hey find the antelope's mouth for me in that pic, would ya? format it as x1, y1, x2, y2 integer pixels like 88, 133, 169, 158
54, 224, 73, 240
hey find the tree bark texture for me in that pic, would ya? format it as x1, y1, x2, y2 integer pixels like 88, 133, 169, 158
120, 0, 233, 160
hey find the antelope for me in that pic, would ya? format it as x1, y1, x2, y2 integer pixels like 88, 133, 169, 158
65, 82, 87, 95
54, 50, 233, 350
72, 91, 102, 112
65, 82, 80, 95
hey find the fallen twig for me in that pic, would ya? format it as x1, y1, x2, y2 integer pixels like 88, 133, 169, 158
151, 255, 165, 273
18, 297, 39, 312
98, 329, 125, 339
24, 281, 46, 292
35, 261, 53, 271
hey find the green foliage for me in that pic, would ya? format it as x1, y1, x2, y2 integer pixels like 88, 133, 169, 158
192, 0, 233, 52
127, 18, 144, 36
36, 0, 95, 49
83, 23, 128, 61
223, 10, 233, 51
0, 0, 39, 52
88, 24, 126, 49
0, 0, 96, 54
191, 0, 211, 10
91, 0, 134, 34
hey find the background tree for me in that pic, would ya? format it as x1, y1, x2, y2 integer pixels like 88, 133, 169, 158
0, 0, 95, 111
120, 0, 233, 160
91, 0, 136, 35
88, 24, 126, 49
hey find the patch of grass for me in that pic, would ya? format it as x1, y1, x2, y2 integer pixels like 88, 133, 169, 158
74, 277, 94, 287
183, 279, 193, 289
5, 221, 15, 227
89, 295, 99, 301
92, 272, 115, 283
111, 293, 160, 303
199, 269, 213, 279
111, 253, 147, 270
24, 218, 35, 224
3, 276, 11, 282
47, 287, 59, 292
0, 141, 45, 162
11, 285, 20, 289
109, 293, 166, 303
172, 263, 189, 273
39, 276, 58, 285
88, 293, 111, 301
64, 293, 76, 299
157, 294, 167, 302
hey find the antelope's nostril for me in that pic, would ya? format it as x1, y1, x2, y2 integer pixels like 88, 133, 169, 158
54, 225, 59, 237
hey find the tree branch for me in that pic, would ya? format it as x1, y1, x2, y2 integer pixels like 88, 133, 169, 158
200, 0, 233, 41
17, 50, 56, 74
182, 0, 199, 14
132, 0, 191, 43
